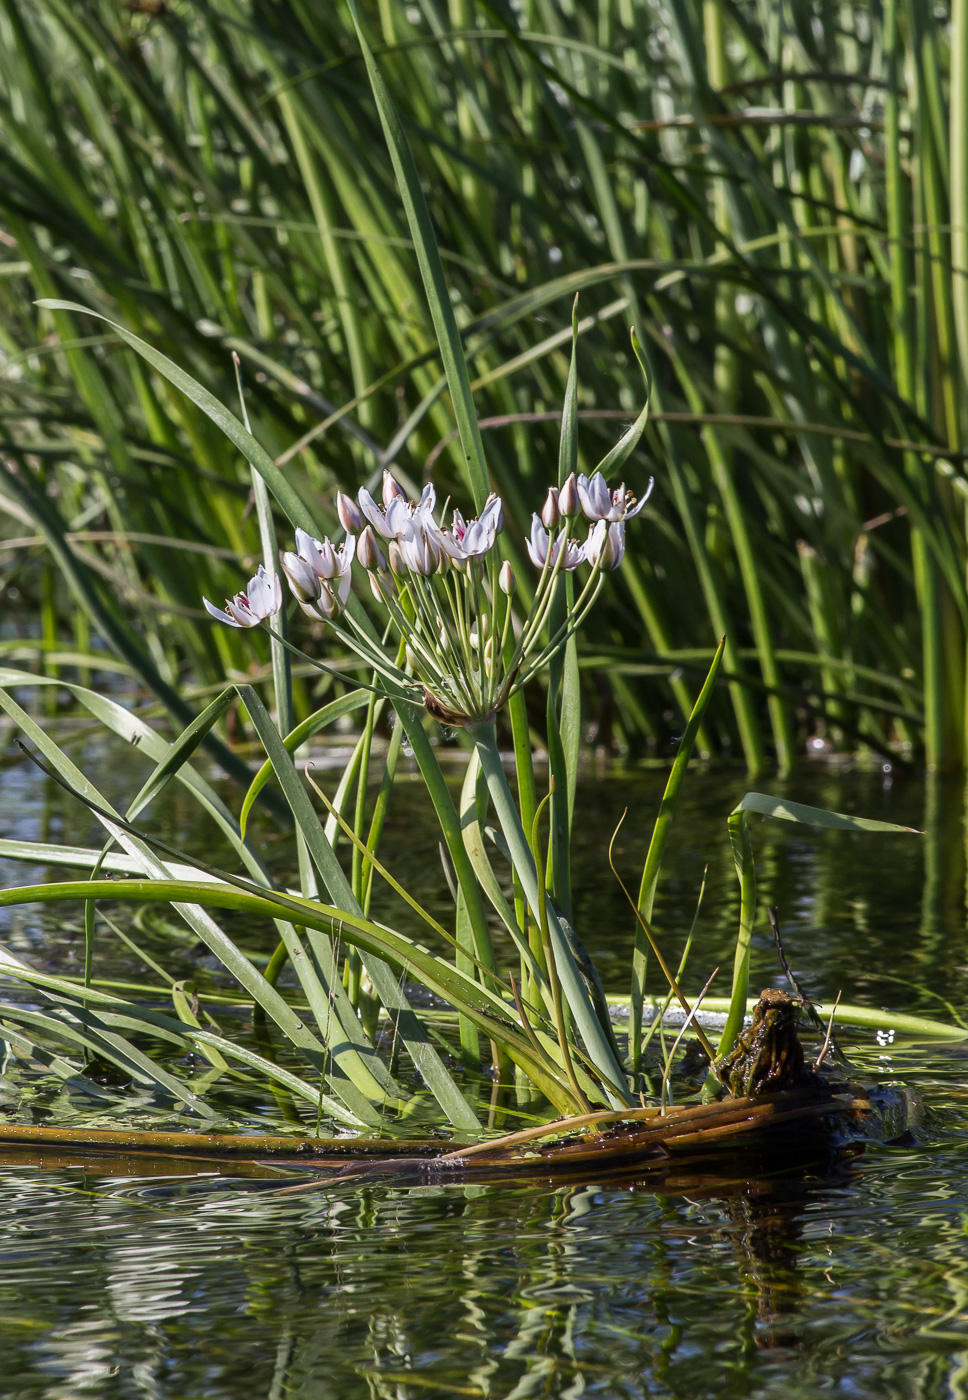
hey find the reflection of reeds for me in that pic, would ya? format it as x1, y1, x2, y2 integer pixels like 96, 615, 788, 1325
0, 2, 963, 765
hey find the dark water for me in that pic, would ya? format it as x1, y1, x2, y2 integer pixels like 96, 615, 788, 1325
2, 725, 968, 1397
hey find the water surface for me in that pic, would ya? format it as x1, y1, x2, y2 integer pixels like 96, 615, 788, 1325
1, 727, 967, 1397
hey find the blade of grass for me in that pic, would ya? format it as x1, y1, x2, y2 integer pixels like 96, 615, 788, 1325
630, 636, 725, 1072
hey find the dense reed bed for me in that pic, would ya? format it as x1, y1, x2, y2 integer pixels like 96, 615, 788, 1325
0, 1, 951, 1140
0, 0, 964, 769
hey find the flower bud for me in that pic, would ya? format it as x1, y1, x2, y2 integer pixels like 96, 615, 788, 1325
541, 486, 560, 530
499, 560, 515, 595
402, 527, 440, 576
357, 525, 386, 572
315, 539, 338, 578
280, 552, 320, 604
558, 472, 580, 516
368, 570, 391, 602
483, 492, 504, 534
388, 540, 407, 576
336, 490, 365, 533
382, 471, 406, 507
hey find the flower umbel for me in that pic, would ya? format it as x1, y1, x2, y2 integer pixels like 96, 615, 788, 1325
203, 469, 651, 725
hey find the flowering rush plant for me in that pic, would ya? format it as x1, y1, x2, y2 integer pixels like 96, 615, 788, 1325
204, 468, 652, 726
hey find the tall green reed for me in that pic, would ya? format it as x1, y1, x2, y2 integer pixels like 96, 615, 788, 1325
0, 0, 964, 767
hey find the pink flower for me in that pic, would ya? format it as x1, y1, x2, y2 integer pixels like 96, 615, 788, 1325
577, 471, 653, 522
399, 514, 442, 576
358, 477, 436, 540
526, 515, 585, 571
435, 495, 504, 562
281, 530, 355, 621
203, 565, 282, 628
585, 520, 626, 571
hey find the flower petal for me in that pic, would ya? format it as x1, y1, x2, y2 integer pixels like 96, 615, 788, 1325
339, 534, 357, 571
282, 553, 319, 603
577, 472, 611, 520
246, 566, 273, 617
607, 521, 626, 569
622, 477, 655, 519
359, 488, 395, 539
384, 496, 412, 538
203, 596, 243, 627
225, 598, 259, 627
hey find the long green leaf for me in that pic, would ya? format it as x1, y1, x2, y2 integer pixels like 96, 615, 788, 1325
0, 879, 580, 1113
237, 683, 481, 1129
0, 680, 380, 1125
0, 950, 357, 1120
716, 791, 922, 1062
345, 2, 489, 510
240, 690, 371, 838
734, 793, 922, 835
630, 637, 725, 1071
34, 300, 322, 534
125, 687, 236, 822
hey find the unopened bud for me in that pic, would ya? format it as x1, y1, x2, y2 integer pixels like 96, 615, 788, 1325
388, 540, 407, 576
368, 570, 391, 602
382, 471, 405, 507
558, 472, 580, 516
484, 491, 505, 534
499, 560, 515, 595
280, 552, 320, 604
337, 490, 365, 533
357, 525, 386, 572
541, 486, 560, 530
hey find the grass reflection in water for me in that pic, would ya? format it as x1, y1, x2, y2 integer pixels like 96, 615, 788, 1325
1, 757, 967, 1397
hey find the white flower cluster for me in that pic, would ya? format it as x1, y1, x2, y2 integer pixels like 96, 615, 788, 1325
203, 469, 651, 725
337, 478, 504, 578
528, 470, 652, 573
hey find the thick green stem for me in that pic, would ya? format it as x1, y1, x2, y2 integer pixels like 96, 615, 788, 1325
394, 702, 499, 984
469, 718, 631, 1105
531, 793, 590, 1113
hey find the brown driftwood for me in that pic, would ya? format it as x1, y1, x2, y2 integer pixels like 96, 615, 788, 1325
0, 1123, 445, 1158
0, 991, 885, 1183
0, 1084, 866, 1185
